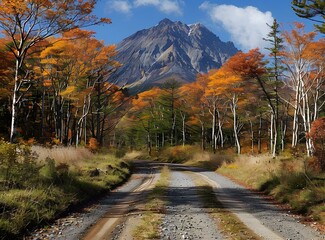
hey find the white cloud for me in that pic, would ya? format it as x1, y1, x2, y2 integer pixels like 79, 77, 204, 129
108, 0, 132, 14
134, 0, 182, 15
134, 0, 159, 5
107, 0, 182, 15
160, 0, 182, 15
200, 2, 274, 51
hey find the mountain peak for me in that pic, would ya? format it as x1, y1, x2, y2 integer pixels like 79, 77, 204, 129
158, 18, 173, 26
113, 19, 239, 92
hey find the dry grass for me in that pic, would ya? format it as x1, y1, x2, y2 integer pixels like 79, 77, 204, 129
185, 150, 233, 170
218, 154, 281, 189
123, 151, 144, 160
32, 145, 93, 165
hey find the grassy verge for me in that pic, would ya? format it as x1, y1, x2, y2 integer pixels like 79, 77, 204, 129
189, 173, 261, 240
217, 154, 325, 228
136, 145, 231, 171
132, 166, 170, 239
0, 143, 130, 239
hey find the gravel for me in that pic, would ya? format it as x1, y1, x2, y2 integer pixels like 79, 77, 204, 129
160, 171, 224, 239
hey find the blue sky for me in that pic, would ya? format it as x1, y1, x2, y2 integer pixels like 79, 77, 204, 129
91, 0, 318, 51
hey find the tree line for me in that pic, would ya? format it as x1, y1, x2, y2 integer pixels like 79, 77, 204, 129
0, 0, 130, 147
0, 1, 324, 171
116, 22, 325, 170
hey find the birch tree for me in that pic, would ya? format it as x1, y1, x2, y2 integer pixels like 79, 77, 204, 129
281, 23, 324, 156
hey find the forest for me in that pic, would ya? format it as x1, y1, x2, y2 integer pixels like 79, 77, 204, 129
1, 17, 324, 169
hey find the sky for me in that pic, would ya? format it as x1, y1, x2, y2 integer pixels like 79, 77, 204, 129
91, 0, 319, 51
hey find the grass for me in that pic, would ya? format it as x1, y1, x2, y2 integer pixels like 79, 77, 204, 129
32, 145, 93, 165
189, 173, 261, 240
185, 149, 233, 170
217, 154, 280, 189
0, 143, 131, 239
143, 145, 231, 171
132, 166, 170, 239
217, 153, 325, 227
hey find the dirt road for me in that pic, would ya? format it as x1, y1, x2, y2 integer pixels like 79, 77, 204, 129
28, 162, 324, 240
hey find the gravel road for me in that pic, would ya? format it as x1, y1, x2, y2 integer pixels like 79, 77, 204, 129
160, 171, 224, 239
198, 168, 324, 240
27, 162, 324, 240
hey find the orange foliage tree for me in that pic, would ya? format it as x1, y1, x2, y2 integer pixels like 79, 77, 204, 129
0, 0, 111, 142
179, 74, 210, 150
308, 117, 325, 171
208, 50, 262, 154
37, 29, 122, 146
281, 23, 325, 156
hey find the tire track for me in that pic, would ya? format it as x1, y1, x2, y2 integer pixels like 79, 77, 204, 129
196, 170, 324, 240
191, 172, 282, 240
82, 166, 159, 240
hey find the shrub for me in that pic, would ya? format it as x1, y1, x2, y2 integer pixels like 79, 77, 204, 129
0, 140, 18, 186
87, 138, 99, 152
160, 145, 197, 163
39, 157, 57, 182
115, 148, 127, 158
0, 140, 39, 189
308, 117, 325, 171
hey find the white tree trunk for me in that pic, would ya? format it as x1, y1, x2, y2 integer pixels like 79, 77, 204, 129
231, 95, 241, 154
10, 58, 20, 143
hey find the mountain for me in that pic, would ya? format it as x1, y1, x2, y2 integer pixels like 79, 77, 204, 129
112, 18, 239, 91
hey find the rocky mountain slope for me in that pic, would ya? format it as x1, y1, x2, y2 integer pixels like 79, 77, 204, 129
112, 18, 238, 91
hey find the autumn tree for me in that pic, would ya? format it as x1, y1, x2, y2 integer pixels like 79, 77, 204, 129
179, 74, 210, 150
0, 0, 111, 142
308, 117, 325, 171
203, 70, 228, 152
281, 23, 324, 156
38, 29, 121, 146
212, 50, 266, 154
0, 38, 14, 137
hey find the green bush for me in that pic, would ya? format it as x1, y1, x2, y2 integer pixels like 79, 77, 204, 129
39, 157, 57, 181
259, 175, 280, 193
283, 172, 307, 190
0, 140, 40, 189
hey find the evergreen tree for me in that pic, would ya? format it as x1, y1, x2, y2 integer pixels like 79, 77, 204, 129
263, 19, 285, 155
292, 0, 325, 33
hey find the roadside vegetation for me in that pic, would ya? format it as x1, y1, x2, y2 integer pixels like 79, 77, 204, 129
133, 166, 170, 239
0, 140, 130, 239
134, 145, 230, 169
217, 152, 325, 228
